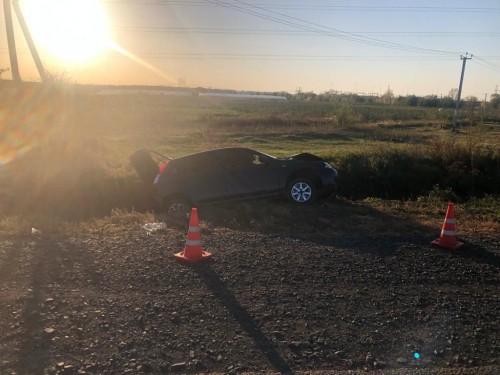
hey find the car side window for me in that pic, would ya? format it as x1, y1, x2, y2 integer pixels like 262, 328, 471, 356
172, 154, 217, 177
215, 150, 253, 170
234, 153, 253, 167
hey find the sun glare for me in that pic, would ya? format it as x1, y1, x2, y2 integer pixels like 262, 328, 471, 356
21, 0, 112, 63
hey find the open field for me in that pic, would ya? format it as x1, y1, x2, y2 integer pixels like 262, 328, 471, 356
1, 83, 499, 374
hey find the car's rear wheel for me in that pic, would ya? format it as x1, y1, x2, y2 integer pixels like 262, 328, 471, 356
162, 195, 192, 221
286, 178, 316, 204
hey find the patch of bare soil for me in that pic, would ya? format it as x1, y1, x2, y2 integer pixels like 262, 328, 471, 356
0, 203, 499, 374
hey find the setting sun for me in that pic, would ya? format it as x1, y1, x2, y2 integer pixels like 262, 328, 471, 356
21, 0, 112, 63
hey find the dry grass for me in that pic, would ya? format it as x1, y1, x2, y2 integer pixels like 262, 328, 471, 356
359, 198, 500, 237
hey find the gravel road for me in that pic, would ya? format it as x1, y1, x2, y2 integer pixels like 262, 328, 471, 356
1, 218, 498, 374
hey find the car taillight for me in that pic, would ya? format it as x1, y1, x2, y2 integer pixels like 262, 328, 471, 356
159, 161, 169, 174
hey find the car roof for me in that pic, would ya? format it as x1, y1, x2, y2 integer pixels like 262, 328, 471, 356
175, 147, 263, 160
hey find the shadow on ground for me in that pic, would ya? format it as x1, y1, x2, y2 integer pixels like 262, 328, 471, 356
194, 262, 294, 374
0, 237, 105, 375
198, 197, 432, 237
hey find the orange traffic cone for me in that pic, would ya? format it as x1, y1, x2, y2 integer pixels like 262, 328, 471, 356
431, 202, 464, 250
174, 208, 212, 263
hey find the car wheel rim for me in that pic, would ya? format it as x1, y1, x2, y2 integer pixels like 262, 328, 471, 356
168, 203, 187, 216
291, 182, 312, 202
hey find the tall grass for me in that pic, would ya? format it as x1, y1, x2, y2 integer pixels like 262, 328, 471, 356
333, 141, 499, 199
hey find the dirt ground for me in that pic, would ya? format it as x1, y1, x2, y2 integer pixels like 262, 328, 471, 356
0, 202, 499, 375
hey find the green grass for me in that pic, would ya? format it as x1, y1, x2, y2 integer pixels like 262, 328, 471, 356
44, 89, 498, 160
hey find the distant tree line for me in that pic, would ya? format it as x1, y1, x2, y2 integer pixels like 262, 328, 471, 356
290, 90, 500, 110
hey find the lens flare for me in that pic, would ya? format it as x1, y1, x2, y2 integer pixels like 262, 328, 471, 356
0, 85, 65, 165
110, 43, 174, 83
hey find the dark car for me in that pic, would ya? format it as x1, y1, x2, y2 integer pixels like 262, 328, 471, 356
130, 147, 337, 215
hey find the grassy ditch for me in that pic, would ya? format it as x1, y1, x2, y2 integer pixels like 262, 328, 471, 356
1, 84, 499, 224
333, 141, 499, 200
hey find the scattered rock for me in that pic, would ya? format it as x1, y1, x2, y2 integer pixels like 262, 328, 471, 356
170, 362, 186, 372
397, 357, 408, 365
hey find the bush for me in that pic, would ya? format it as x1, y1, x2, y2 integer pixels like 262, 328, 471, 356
331, 105, 362, 128
333, 144, 499, 200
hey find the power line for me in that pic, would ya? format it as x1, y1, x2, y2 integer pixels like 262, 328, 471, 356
104, 1, 500, 13
109, 26, 500, 38
98, 51, 458, 61
205, 0, 425, 53
475, 56, 500, 70
2, 18, 498, 38
476, 56, 500, 60
472, 57, 500, 73
3, 47, 497, 64
204, 0, 459, 55
227, 4, 500, 13
0, 48, 466, 61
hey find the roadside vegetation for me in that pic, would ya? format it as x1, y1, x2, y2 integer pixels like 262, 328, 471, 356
1, 82, 499, 232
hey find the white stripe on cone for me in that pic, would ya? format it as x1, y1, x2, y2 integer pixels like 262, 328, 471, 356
441, 230, 456, 236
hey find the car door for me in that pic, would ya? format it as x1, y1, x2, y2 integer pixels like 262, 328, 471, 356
176, 153, 229, 202
215, 149, 281, 198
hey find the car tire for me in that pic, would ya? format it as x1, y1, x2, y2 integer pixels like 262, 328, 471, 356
286, 178, 316, 204
163, 195, 192, 221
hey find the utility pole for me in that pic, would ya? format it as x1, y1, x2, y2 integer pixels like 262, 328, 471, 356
2, 0, 48, 82
452, 53, 472, 132
12, 0, 47, 81
3, 0, 21, 81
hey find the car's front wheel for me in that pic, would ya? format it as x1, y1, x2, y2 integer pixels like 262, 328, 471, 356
286, 178, 316, 204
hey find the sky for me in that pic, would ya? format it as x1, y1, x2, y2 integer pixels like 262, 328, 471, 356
1, 0, 500, 98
